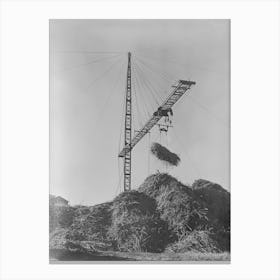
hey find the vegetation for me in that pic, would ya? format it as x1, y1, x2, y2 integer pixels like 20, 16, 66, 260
66, 202, 114, 251
49, 204, 75, 232
138, 173, 208, 236
165, 230, 221, 253
49, 173, 230, 261
192, 179, 230, 231
109, 191, 169, 252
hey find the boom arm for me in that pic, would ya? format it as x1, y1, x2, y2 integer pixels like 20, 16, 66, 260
118, 79, 195, 157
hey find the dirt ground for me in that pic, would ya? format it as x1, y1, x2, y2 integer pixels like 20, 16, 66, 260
50, 249, 230, 262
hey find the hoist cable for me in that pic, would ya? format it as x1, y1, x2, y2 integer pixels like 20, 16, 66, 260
171, 127, 201, 178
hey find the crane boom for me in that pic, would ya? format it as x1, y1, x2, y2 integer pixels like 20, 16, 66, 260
118, 79, 195, 158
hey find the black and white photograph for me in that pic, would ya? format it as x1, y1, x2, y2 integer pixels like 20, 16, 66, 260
49, 19, 230, 263
1, 0, 280, 278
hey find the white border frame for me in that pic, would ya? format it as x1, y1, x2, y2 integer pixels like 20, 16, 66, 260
1, 0, 280, 279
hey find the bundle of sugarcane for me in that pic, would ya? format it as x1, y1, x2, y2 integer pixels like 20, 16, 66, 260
150, 142, 181, 166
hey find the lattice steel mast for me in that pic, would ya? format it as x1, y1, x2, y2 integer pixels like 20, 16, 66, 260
123, 52, 132, 191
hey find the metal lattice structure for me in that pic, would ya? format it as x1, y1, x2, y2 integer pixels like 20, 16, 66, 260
123, 52, 132, 191
119, 53, 195, 192
119, 79, 195, 158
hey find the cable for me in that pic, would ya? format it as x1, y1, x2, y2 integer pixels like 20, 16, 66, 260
133, 61, 160, 108
89, 59, 126, 134
52, 50, 124, 54
134, 56, 177, 104
56, 53, 123, 74
131, 64, 148, 121
83, 56, 124, 92
135, 54, 176, 83
147, 131, 151, 175
133, 60, 163, 106
134, 54, 176, 86
131, 73, 144, 129
135, 51, 225, 79
171, 127, 201, 178
115, 63, 129, 195
118, 79, 126, 153
188, 95, 228, 128
134, 55, 172, 94
115, 158, 123, 197
133, 64, 152, 120
139, 69, 165, 104
132, 62, 154, 117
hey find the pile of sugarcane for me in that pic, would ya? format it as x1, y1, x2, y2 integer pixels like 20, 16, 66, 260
108, 190, 169, 252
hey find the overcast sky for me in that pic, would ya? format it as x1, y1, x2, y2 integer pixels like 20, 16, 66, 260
50, 19, 230, 206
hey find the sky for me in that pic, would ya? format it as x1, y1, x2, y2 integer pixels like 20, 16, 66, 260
50, 19, 230, 206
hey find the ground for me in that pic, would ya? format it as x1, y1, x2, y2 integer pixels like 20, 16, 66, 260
50, 249, 230, 262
